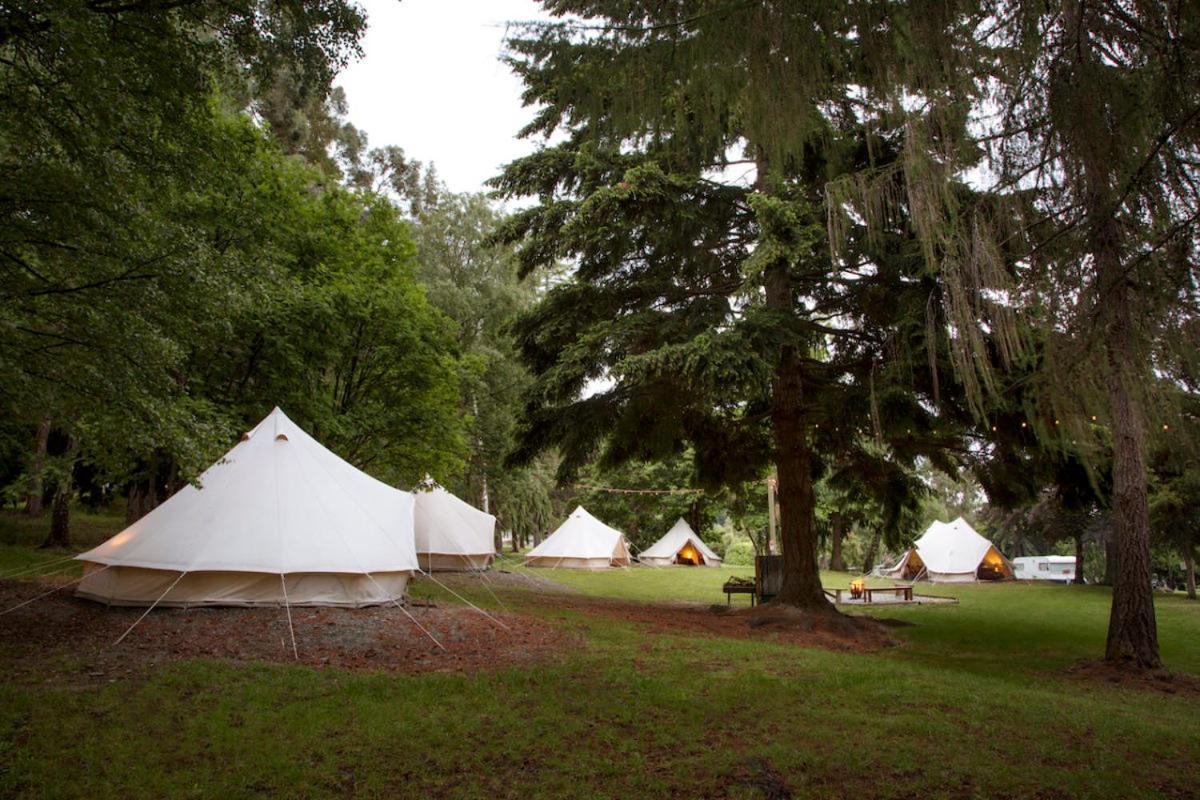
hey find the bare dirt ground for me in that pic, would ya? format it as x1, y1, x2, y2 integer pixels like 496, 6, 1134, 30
516, 591, 903, 652
0, 577, 578, 680
1, 569, 899, 685
1063, 658, 1200, 698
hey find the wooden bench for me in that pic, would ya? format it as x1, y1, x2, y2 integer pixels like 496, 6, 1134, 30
863, 585, 913, 603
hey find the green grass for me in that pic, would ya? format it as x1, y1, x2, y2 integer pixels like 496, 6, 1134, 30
0, 509, 123, 578
2, 513, 1199, 798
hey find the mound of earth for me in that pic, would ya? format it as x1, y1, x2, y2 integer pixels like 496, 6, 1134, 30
0, 578, 578, 681
1065, 659, 1200, 697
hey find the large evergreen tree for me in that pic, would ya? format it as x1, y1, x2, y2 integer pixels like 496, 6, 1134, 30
495, 2, 983, 609
921, 0, 1200, 668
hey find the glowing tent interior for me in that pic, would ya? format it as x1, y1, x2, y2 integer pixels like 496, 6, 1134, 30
74, 408, 419, 607
638, 518, 722, 566
524, 506, 632, 569
412, 484, 496, 571
887, 517, 1013, 583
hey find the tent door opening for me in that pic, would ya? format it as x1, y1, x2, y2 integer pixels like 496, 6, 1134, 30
674, 542, 705, 566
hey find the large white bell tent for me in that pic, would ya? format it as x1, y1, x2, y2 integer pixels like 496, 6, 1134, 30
524, 506, 632, 569
75, 408, 419, 607
887, 517, 1013, 583
413, 484, 497, 571
638, 518, 722, 567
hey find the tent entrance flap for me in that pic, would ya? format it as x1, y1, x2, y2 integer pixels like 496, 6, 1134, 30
674, 541, 705, 566
976, 547, 1012, 580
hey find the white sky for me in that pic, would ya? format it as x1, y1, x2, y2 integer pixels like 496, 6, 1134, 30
337, 0, 555, 196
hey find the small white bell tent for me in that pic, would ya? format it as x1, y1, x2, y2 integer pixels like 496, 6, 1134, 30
638, 518, 722, 566
888, 517, 1013, 583
524, 506, 632, 569
413, 484, 497, 571
75, 408, 419, 607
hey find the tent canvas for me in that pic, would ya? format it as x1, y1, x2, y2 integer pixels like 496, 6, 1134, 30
75, 408, 418, 607
638, 518, 722, 566
887, 517, 1013, 583
413, 485, 496, 571
525, 506, 632, 569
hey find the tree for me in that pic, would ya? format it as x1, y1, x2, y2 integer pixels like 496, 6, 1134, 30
410, 192, 540, 516
0, 0, 368, 539
495, 3, 983, 611
572, 454, 717, 553
943, 0, 1200, 668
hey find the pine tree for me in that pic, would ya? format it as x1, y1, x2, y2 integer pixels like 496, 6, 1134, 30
495, 2, 984, 610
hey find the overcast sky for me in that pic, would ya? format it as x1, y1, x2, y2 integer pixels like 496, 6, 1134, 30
336, 0, 555, 196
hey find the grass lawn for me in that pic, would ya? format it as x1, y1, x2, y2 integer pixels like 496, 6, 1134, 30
2, 512, 1198, 799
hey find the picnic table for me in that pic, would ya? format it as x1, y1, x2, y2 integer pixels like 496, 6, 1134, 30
722, 578, 757, 606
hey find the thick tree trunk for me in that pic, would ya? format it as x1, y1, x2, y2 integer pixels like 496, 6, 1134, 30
43, 488, 71, 549
861, 528, 882, 575
1184, 548, 1196, 601
126, 484, 144, 525
41, 452, 76, 549
829, 511, 846, 572
1073, 531, 1086, 585
23, 417, 51, 515
765, 262, 831, 611
1060, 0, 1160, 669
1097, 232, 1160, 667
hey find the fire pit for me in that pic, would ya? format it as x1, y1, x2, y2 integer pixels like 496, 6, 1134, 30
849, 579, 865, 599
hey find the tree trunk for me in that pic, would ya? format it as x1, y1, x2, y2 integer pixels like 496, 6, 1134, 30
43, 489, 71, 549
829, 511, 846, 572
1184, 548, 1196, 601
23, 417, 51, 515
1060, 0, 1160, 670
145, 456, 160, 512
126, 484, 144, 525
765, 261, 831, 611
1073, 531, 1086, 585
861, 528, 882, 575
41, 443, 76, 549
1097, 224, 1160, 667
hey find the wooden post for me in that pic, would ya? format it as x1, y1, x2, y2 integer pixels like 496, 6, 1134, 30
766, 472, 777, 556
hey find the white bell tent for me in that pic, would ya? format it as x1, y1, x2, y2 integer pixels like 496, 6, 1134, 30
638, 518, 722, 567
524, 506, 632, 569
75, 408, 419, 607
887, 517, 1013, 583
413, 485, 496, 571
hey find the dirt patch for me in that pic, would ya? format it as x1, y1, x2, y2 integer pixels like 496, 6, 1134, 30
525, 593, 900, 652
723, 757, 794, 800
0, 578, 579, 680
1064, 659, 1200, 698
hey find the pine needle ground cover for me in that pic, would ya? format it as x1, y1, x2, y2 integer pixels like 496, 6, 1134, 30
1, 517, 1198, 799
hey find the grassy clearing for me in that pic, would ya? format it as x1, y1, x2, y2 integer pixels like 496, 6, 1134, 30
0, 509, 123, 578
2, 513, 1199, 799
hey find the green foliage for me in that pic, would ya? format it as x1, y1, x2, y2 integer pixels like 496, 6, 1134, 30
0, 1, 471, 501
411, 192, 539, 497
573, 454, 718, 553
494, 5, 999, 583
